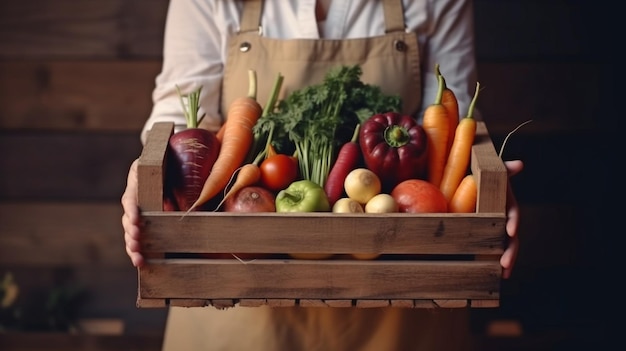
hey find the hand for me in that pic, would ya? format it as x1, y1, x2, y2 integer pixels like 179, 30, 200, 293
121, 159, 145, 268
500, 160, 524, 279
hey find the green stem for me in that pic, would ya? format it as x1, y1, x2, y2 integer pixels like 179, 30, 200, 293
176, 85, 203, 129
466, 82, 480, 119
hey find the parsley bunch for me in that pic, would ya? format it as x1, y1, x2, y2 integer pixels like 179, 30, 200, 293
258, 65, 401, 187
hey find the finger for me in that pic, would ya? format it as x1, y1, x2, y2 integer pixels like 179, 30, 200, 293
504, 160, 524, 177
122, 211, 142, 241
500, 236, 519, 279
505, 184, 520, 238
125, 241, 145, 268
121, 160, 140, 221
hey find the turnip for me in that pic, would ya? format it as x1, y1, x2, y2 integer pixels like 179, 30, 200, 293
364, 193, 398, 213
167, 86, 220, 211
332, 197, 364, 213
344, 168, 381, 205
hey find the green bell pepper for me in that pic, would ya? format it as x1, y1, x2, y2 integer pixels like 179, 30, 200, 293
275, 180, 330, 212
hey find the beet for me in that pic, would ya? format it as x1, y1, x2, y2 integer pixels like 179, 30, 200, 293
167, 128, 220, 211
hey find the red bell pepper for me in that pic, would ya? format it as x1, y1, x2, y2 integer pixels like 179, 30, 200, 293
359, 112, 428, 191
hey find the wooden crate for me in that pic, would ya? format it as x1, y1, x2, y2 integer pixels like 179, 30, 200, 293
136, 121, 507, 309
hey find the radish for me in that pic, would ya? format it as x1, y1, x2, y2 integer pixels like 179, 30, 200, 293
167, 86, 221, 211
324, 124, 362, 206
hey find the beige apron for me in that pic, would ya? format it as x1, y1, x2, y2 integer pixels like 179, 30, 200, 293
220, 0, 422, 120
163, 1, 471, 350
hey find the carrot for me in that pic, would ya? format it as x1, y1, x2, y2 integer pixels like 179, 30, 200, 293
324, 124, 362, 206
187, 70, 263, 212
449, 174, 477, 213
435, 64, 460, 155
213, 163, 261, 211
449, 119, 533, 213
440, 81, 480, 203
422, 73, 451, 187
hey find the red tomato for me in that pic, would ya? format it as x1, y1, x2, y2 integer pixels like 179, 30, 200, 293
259, 154, 299, 192
390, 179, 448, 213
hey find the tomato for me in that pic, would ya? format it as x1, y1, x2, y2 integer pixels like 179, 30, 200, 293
259, 154, 299, 192
390, 179, 448, 213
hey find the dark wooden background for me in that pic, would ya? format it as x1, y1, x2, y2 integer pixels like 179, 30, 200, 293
0, 0, 616, 350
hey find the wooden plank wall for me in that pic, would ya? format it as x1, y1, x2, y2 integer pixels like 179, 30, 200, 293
0, 0, 616, 348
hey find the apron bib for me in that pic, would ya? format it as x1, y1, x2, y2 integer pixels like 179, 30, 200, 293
220, 0, 423, 120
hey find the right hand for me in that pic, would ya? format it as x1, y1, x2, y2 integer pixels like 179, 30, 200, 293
121, 159, 145, 268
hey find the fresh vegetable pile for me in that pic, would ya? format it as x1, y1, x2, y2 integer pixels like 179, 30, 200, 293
165, 64, 483, 217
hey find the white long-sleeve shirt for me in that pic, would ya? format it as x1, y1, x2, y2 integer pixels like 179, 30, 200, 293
142, 0, 479, 143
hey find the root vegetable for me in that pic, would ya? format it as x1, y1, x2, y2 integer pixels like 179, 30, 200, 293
332, 197, 364, 213
168, 86, 220, 211
364, 193, 398, 213
344, 168, 381, 205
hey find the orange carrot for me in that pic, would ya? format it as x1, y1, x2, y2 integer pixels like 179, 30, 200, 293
448, 174, 477, 213
213, 163, 261, 211
422, 73, 451, 187
449, 119, 533, 212
187, 70, 263, 212
435, 64, 460, 155
440, 81, 480, 203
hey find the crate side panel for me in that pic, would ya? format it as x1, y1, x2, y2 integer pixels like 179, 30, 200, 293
137, 122, 173, 211
471, 122, 507, 213
139, 260, 501, 300
140, 213, 506, 255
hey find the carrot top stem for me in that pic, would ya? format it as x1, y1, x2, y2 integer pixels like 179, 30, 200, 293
251, 73, 285, 166
262, 73, 284, 117
247, 70, 257, 100
466, 82, 480, 119
434, 74, 444, 105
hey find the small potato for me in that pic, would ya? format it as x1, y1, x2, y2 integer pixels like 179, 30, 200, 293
365, 193, 399, 213
332, 197, 364, 213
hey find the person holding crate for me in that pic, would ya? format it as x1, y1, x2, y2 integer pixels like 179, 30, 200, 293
122, 0, 524, 350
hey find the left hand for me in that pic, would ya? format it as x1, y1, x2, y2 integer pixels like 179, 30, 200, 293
500, 160, 524, 279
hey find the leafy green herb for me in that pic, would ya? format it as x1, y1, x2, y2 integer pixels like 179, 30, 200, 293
257, 65, 401, 187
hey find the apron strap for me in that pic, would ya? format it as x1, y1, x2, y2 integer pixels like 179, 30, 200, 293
383, 0, 406, 33
240, 0, 406, 34
239, 0, 262, 33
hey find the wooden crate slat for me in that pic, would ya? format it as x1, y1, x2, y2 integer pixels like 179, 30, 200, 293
141, 212, 505, 255
471, 122, 508, 213
137, 122, 172, 211
139, 259, 500, 301
136, 297, 496, 309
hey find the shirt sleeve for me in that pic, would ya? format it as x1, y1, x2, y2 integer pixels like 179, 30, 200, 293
140, 0, 234, 144
418, 0, 481, 122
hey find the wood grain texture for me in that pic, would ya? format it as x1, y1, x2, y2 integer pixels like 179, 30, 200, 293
0, 61, 160, 131
140, 212, 505, 255
0, 202, 127, 266
0, 131, 142, 201
471, 122, 507, 213
0, 0, 168, 59
138, 259, 501, 300
0, 61, 603, 135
